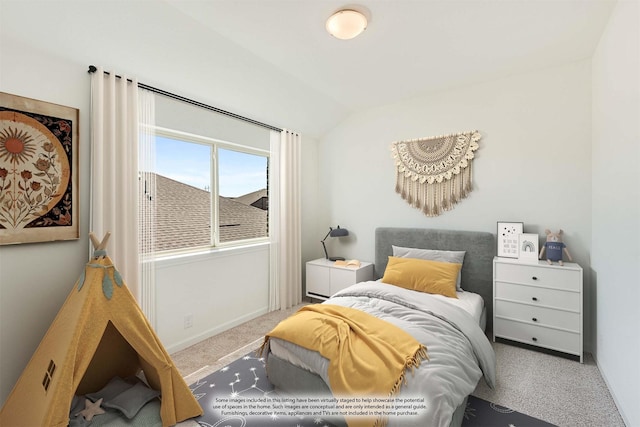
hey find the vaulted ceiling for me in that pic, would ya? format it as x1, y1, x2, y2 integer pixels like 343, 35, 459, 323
166, 0, 615, 120
2, 0, 616, 138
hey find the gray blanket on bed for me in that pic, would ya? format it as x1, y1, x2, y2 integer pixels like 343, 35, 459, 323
274, 282, 496, 427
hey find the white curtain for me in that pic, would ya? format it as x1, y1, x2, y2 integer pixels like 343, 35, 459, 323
90, 67, 155, 315
269, 129, 302, 310
138, 91, 156, 323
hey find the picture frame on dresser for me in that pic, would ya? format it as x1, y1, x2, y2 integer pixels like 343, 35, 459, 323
496, 221, 523, 258
518, 233, 539, 264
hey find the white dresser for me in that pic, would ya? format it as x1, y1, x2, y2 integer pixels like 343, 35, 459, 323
306, 258, 374, 300
493, 257, 583, 362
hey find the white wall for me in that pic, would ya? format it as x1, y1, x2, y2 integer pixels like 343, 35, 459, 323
301, 135, 321, 273
318, 55, 596, 350
0, 1, 323, 405
319, 61, 592, 302
155, 244, 270, 354
591, 1, 640, 425
0, 1, 345, 140
0, 35, 94, 408
154, 95, 271, 150
317, 62, 594, 351
1, 0, 635, 419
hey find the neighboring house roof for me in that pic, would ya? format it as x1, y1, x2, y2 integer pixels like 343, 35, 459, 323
218, 195, 268, 242
231, 189, 268, 210
140, 173, 267, 253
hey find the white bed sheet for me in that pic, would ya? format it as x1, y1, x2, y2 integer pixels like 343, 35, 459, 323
269, 282, 485, 379
428, 288, 484, 324
267, 281, 497, 426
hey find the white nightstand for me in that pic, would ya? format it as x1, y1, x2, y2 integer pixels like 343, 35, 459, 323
493, 257, 583, 362
306, 258, 374, 300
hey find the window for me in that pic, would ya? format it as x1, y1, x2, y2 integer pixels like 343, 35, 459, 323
141, 128, 269, 254
217, 148, 268, 243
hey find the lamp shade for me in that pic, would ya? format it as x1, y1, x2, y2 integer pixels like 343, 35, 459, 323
326, 9, 367, 40
329, 226, 349, 237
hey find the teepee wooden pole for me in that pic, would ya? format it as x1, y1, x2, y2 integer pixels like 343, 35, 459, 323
89, 232, 100, 250
89, 232, 111, 251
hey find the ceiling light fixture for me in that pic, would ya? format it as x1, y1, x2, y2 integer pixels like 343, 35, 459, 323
326, 9, 368, 40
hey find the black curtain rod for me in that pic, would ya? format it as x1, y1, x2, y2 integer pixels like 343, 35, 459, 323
88, 65, 283, 132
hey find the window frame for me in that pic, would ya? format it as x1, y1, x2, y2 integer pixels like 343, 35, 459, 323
150, 126, 270, 257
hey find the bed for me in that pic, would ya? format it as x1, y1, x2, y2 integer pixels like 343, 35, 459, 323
264, 227, 497, 427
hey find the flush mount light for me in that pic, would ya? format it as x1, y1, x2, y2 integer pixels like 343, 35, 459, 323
326, 9, 368, 40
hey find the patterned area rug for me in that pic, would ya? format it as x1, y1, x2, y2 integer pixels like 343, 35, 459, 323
188, 351, 557, 427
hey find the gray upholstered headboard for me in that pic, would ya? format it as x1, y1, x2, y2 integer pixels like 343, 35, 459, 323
375, 227, 495, 333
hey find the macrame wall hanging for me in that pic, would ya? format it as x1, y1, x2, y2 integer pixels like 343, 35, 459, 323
391, 130, 480, 217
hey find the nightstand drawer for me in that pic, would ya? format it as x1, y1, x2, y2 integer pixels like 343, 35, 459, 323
495, 300, 580, 331
330, 268, 358, 295
494, 318, 581, 355
306, 259, 374, 300
495, 262, 580, 291
306, 264, 331, 298
495, 282, 580, 311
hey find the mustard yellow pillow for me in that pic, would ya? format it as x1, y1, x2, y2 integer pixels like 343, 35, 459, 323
381, 256, 461, 298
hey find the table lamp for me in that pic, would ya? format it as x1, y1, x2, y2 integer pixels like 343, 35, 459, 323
321, 226, 349, 261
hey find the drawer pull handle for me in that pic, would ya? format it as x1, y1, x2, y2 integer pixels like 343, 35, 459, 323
532, 317, 538, 322
532, 276, 538, 280
532, 337, 538, 342
532, 297, 538, 301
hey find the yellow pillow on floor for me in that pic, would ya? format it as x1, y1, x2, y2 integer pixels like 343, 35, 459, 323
382, 256, 461, 298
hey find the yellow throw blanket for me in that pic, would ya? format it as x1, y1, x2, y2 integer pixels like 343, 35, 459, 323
261, 304, 428, 427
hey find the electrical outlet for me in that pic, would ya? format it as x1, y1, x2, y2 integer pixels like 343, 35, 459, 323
184, 314, 193, 329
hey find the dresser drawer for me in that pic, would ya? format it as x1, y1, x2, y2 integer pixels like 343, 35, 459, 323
495, 262, 580, 291
495, 300, 580, 331
493, 257, 583, 362
494, 318, 581, 355
495, 282, 580, 311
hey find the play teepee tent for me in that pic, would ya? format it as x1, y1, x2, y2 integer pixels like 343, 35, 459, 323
0, 233, 202, 427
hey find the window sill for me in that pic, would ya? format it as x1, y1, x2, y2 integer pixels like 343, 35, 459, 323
148, 241, 270, 268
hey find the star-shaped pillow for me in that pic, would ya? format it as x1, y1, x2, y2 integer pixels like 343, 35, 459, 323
76, 397, 105, 421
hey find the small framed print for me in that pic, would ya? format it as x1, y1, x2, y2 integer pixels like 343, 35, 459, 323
497, 221, 523, 258
518, 233, 540, 264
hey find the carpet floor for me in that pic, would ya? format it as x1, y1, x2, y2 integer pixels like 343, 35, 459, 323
188, 350, 557, 427
173, 304, 625, 427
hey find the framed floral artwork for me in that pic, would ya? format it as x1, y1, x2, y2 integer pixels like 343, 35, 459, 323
496, 221, 523, 258
0, 92, 78, 245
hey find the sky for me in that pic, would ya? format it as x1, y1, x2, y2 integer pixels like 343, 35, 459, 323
154, 136, 267, 197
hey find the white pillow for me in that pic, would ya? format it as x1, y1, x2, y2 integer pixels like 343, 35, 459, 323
392, 245, 466, 290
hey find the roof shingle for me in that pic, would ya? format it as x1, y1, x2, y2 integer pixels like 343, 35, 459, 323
140, 173, 267, 253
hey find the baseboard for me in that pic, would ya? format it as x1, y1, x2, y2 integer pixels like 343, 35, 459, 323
166, 306, 269, 354
182, 337, 264, 382
593, 353, 631, 427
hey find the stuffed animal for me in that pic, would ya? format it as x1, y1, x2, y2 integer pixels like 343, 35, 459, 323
539, 229, 573, 265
